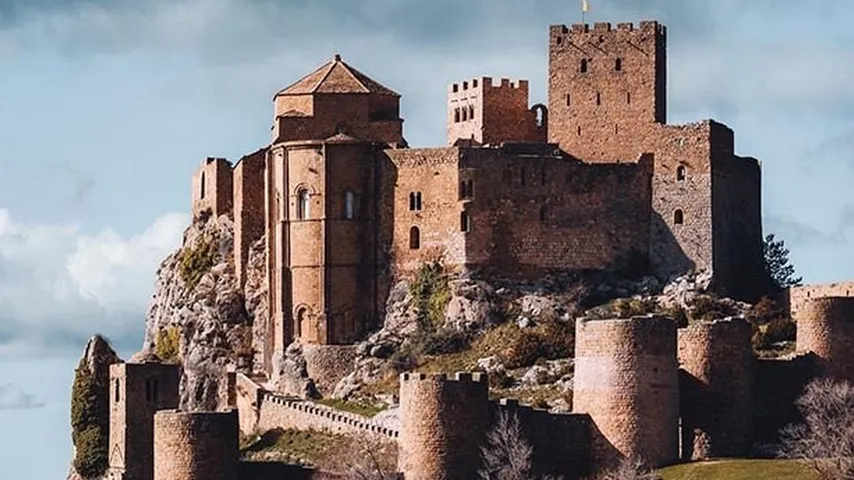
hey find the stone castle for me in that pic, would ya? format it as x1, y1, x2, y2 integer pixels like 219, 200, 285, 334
98, 17, 854, 480
189, 19, 767, 381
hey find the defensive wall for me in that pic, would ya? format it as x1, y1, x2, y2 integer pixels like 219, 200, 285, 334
782, 281, 854, 319
677, 318, 754, 459
153, 409, 240, 480
795, 297, 854, 382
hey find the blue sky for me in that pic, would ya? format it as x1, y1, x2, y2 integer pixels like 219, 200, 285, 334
1, 0, 853, 477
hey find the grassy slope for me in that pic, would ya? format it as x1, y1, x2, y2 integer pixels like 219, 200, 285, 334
659, 459, 818, 480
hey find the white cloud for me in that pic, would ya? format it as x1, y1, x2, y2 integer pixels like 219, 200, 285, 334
0, 383, 44, 410
0, 209, 188, 358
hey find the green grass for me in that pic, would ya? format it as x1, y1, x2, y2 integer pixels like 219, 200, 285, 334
240, 428, 346, 465
315, 398, 386, 417
659, 459, 818, 480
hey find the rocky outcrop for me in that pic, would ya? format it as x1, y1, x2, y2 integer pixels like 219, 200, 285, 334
66, 335, 122, 480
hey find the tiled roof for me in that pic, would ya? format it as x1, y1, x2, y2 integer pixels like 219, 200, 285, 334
275, 54, 399, 97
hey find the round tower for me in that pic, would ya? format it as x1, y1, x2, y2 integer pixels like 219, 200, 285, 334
677, 317, 754, 459
398, 372, 490, 480
153, 409, 239, 480
573, 315, 679, 469
796, 297, 854, 382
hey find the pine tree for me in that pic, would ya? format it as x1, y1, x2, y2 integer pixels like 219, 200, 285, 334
70, 363, 109, 478
763, 234, 803, 291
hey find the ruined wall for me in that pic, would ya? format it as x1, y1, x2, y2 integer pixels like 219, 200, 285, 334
153, 409, 239, 480
460, 145, 652, 277
235, 373, 263, 435
447, 77, 541, 145
495, 399, 592, 480
677, 318, 754, 459
795, 297, 854, 382
398, 372, 490, 480
108, 362, 181, 480
547, 21, 666, 161
191, 157, 234, 219
302, 345, 358, 394
573, 315, 679, 469
382, 148, 464, 273
233, 148, 267, 289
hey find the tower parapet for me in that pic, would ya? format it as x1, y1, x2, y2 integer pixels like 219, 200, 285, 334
677, 317, 754, 459
398, 372, 490, 480
796, 297, 854, 382
573, 315, 678, 469
447, 76, 544, 146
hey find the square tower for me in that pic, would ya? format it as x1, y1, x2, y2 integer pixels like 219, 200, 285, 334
547, 21, 667, 161
191, 157, 234, 219
108, 355, 180, 480
447, 77, 545, 146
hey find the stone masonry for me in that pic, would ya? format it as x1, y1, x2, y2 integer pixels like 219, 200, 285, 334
153, 409, 239, 480
185, 18, 766, 383
795, 297, 854, 382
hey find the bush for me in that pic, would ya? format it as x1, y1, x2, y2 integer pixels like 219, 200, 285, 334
749, 296, 787, 325
419, 328, 469, 356
502, 322, 574, 369
689, 294, 731, 323
154, 325, 181, 364
410, 262, 451, 328
70, 365, 108, 478
178, 234, 218, 290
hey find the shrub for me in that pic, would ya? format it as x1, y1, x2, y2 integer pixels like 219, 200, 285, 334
764, 317, 797, 345
749, 296, 787, 325
70, 365, 108, 478
662, 305, 689, 328
410, 262, 451, 328
689, 294, 731, 323
418, 328, 469, 356
502, 322, 574, 369
178, 234, 218, 290
154, 325, 181, 364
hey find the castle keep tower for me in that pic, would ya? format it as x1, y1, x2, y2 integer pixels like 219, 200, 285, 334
677, 318, 755, 459
108, 352, 180, 480
398, 372, 490, 480
446, 77, 545, 145
547, 21, 666, 161
266, 54, 404, 355
796, 297, 854, 382
573, 315, 679, 469
153, 409, 239, 480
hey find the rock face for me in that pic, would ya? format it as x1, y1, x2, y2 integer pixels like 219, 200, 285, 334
67, 335, 122, 480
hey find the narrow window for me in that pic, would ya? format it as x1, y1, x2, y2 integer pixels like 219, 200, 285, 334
200, 172, 206, 199
409, 192, 416, 211
677, 165, 687, 181
615, 124, 619, 134
469, 105, 475, 119
596, 92, 601, 106
296, 307, 306, 338
580, 58, 588, 73
416, 192, 422, 211
577, 126, 582, 136
467, 180, 474, 198
460, 211, 471, 233
521, 167, 526, 186
615, 57, 622, 71
462, 107, 468, 121
566, 94, 571, 107
114, 379, 120, 403
452, 84, 459, 93
539, 206, 547, 222
454, 108, 460, 123
345, 191, 356, 219
627, 92, 631, 104
409, 226, 420, 249
297, 189, 310, 220
473, 79, 478, 88
674, 209, 684, 225
460, 180, 473, 200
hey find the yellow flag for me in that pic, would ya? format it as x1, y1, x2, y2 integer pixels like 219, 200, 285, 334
582, 0, 589, 13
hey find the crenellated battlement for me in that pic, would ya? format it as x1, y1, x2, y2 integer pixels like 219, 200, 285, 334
549, 20, 663, 37
399, 371, 488, 384
449, 77, 530, 94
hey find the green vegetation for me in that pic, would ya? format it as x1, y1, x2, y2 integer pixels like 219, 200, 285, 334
410, 261, 452, 328
70, 364, 108, 478
240, 428, 345, 465
154, 325, 181, 364
315, 398, 386, 417
659, 459, 818, 480
748, 296, 796, 355
178, 233, 218, 290
764, 233, 803, 291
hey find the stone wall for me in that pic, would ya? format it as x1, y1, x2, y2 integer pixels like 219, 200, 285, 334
495, 399, 592, 480
677, 318, 754, 459
398, 372, 490, 480
153, 409, 239, 480
753, 355, 820, 444
573, 315, 679, 469
447, 77, 542, 145
192, 157, 234, 219
795, 297, 854, 382
784, 281, 854, 319
302, 345, 358, 394
233, 148, 267, 289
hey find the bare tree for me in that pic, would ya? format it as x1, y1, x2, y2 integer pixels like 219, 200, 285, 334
317, 433, 400, 480
478, 410, 561, 480
779, 377, 854, 479
593, 457, 661, 480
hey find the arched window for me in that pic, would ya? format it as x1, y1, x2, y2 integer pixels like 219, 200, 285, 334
416, 192, 422, 210
296, 307, 308, 338
615, 57, 623, 71
674, 209, 684, 225
114, 379, 120, 403
344, 191, 356, 219
409, 226, 420, 249
454, 108, 460, 123
596, 92, 601, 106
461, 107, 468, 121
460, 211, 471, 233
200, 172, 206, 199
468, 105, 475, 120
580, 58, 588, 73
626, 91, 631, 104
677, 165, 687, 181
297, 189, 310, 220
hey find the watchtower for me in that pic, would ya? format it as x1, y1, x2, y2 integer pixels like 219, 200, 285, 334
153, 409, 239, 480
446, 76, 545, 146
108, 351, 180, 480
796, 297, 854, 382
547, 21, 667, 161
398, 372, 490, 480
191, 157, 234, 219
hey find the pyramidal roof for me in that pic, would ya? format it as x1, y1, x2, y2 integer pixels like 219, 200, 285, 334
275, 54, 400, 97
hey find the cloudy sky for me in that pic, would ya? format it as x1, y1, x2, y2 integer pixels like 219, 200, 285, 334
1, 0, 853, 477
